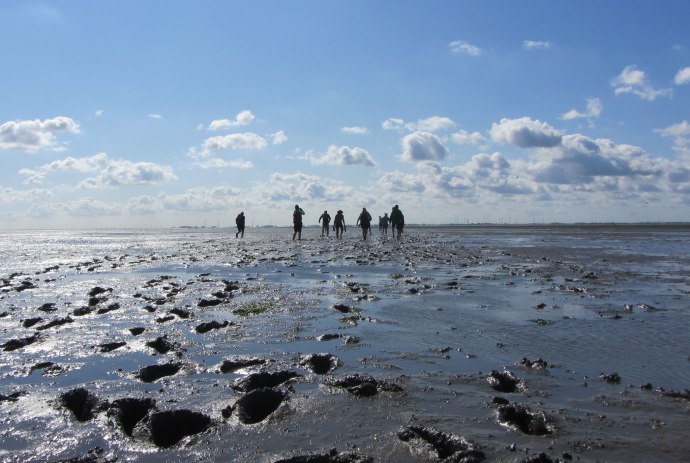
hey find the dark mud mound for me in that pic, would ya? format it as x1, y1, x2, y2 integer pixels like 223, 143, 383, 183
233, 370, 300, 392
274, 448, 373, 463
2, 334, 39, 351
325, 374, 402, 397
487, 370, 521, 393
397, 425, 485, 461
147, 409, 212, 447
99, 341, 126, 353
109, 397, 156, 436
136, 363, 181, 382
521, 453, 557, 463
0, 391, 26, 403
36, 316, 74, 331
220, 357, 266, 373
61, 388, 100, 422
301, 353, 339, 374
195, 320, 230, 333
146, 336, 176, 354
231, 387, 287, 424
496, 404, 553, 435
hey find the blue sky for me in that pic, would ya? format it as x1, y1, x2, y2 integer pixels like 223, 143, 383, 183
2, 0, 690, 228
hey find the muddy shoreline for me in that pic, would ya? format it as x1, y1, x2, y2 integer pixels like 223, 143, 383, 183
1, 226, 689, 462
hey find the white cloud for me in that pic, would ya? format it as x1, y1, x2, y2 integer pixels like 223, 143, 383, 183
656, 120, 690, 158
208, 110, 256, 130
0, 186, 54, 204
148, 113, 163, 120
451, 129, 486, 145
523, 40, 553, 50
382, 116, 455, 133
490, 117, 562, 148
611, 65, 672, 100
561, 97, 603, 121
61, 198, 121, 217
341, 126, 369, 135
78, 159, 178, 189
162, 185, 242, 212
449, 40, 483, 56
201, 132, 268, 155
674, 67, 690, 85
19, 153, 109, 184
309, 145, 376, 167
94, 109, 104, 118
378, 171, 426, 193
195, 158, 254, 169
270, 130, 288, 145
0, 116, 80, 151
401, 131, 449, 162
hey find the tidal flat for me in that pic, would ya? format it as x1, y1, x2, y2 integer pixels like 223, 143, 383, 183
1, 225, 689, 462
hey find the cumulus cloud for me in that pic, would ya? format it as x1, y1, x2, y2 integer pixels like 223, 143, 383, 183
401, 131, 449, 162
61, 198, 121, 217
656, 120, 690, 158
523, 40, 553, 50
195, 158, 254, 169
161, 185, 242, 212
0, 116, 80, 151
19, 153, 109, 184
208, 110, 256, 130
78, 159, 177, 189
449, 40, 483, 56
308, 145, 376, 167
200, 132, 268, 155
378, 171, 426, 193
341, 126, 369, 135
490, 117, 562, 148
0, 186, 54, 204
258, 172, 358, 206
451, 129, 486, 145
611, 65, 672, 100
674, 67, 690, 85
382, 118, 405, 131
561, 98, 603, 121
270, 130, 288, 145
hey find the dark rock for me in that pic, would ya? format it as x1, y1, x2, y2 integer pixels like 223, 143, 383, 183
137, 363, 181, 382
397, 425, 484, 461
147, 409, 211, 447
15, 280, 37, 291
220, 357, 266, 373
487, 370, 521, 393
72, 307, 93, 316
155, 315, 175, 323
129, 327, 145, 336
88, 287, 110, 297
195, 320, 230, 333
325, 374, 402, 397
38, 302, 58, 312
274, 448, 373, 463
22, 317, 43, 328
109, 397, 156, 436
99, 341, 126, 353
61, 388, 100, 422
332, 304, 354, 313
301, 353, 339, 374
317, 333, 340, 341
496, 404, 552, 435
0, 391, 26, 403
600, 372, 621, 384
146, 336, 175, 354
233, 387, 286, 424
36, 316, 74, 331
88, 297, 104, 307
96, 303, 120, 314
233, 370, 300, 392
2, 334, 39, 351
198, 298, 223, 308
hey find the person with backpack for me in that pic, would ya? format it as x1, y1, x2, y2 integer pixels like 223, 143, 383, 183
356, 207, 372, 240
333, 210, 346, 238
390, 205, 404, 240
318, 210, 332, 237
292, 205, 305, 240
235, 212, 245, 238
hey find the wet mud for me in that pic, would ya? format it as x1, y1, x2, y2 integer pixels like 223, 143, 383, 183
1, 225, 690, 462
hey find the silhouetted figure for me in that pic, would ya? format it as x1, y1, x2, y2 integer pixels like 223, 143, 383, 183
334, 210, 346, 238
356, 207, 372, 240
380, 213, 389, 235
390, 205, 404, 240
235, 212, 245, 238
319, 210, 332, 237
292, 205, 305, 240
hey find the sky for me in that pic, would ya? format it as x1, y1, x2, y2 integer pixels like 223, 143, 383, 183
2, 0, 690, 228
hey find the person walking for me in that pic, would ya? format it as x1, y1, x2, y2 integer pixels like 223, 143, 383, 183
356, 207, 372, 240
380, 213, 389, 236
390, 205, 404, 240
235, 212, 245, 238
292, 205, 305, 240
319, 210, 332, 237
334, 210, 346, 238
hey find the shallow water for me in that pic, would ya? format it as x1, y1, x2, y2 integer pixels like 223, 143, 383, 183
1, 225, 689, 462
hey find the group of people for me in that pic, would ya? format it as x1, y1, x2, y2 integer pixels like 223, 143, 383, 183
235, 205, 404, 241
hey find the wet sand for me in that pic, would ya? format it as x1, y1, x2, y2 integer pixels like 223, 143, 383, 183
1, 225, 689, 462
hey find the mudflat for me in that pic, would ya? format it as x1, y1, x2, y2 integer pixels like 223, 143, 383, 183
1, 225, 689, 462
